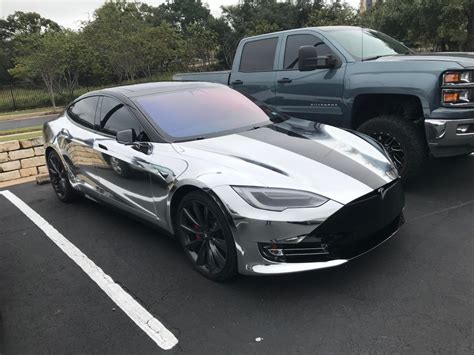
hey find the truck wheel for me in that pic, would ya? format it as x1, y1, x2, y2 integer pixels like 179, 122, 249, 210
358, 115, 428, 181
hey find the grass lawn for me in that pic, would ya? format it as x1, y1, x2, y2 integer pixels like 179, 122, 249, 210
0, 106, 57, 117
0, 130, 42, 142
0, 125, 42, 136
0, 106, 61, 121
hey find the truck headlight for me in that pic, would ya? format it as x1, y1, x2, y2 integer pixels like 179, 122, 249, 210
442, 89, 472, 106
232, 186, 328, 211
442, 71, 474, 107
443, 71, 472, 85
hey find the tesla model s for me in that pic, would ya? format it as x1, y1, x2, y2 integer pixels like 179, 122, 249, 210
43, 82, 404, 281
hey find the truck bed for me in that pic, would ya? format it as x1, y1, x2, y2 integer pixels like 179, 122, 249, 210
172, 70, 231, 85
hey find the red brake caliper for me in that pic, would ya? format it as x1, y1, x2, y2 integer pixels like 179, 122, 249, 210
194, 224, 201, 240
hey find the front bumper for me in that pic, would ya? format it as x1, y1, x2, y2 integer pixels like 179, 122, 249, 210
425, 108, 474, 157
214, 179, 404, 275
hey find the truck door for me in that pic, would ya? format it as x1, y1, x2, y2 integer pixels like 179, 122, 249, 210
274, 32, 345, 126
229, 35, 280, 106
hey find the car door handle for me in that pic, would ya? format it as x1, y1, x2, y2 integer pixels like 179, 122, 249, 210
277, 78, 292, 84
231, 80, 243, 85
98, 144, 108, 151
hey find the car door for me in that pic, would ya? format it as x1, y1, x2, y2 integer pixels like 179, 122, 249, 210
92, 96, 157, 220
58, 96, 103, 193
229, 35, 280, 106
274, 31, 346, 126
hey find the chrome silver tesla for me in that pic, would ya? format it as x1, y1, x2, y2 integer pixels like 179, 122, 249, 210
43, 82, 404, 281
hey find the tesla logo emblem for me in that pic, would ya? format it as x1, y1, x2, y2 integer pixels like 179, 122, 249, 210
378, 187, 387, 200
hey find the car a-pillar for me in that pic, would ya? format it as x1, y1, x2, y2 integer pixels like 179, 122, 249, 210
352, 94, 428, 181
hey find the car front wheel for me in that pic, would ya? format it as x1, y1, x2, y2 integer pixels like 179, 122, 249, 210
175, 190, 237, 281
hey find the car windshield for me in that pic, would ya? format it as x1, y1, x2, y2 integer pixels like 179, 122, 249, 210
135, 86, 274, 141
326, 28, 412, 60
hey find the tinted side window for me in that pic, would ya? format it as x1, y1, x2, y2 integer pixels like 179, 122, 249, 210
99, 97, 149, 141
239, 37, 278, 72
284, 34, 333, 70
68, 97, 98, 129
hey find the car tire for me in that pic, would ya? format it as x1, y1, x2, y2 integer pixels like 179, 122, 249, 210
46, 150, 78, 203
358, 115, 428, 181
175, 190, 238, 281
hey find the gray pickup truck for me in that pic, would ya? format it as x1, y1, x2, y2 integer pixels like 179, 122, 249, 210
174, 26, 474, 180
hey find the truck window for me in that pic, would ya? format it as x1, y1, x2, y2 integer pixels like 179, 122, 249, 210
284, 34, 332, 70
239, 37, 278, 72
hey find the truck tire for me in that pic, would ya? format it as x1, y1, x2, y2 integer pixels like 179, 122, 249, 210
358, 115, 428, 181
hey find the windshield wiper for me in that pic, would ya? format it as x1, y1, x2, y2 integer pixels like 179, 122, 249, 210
362, 55, 388, 61
363, 53, 412, 61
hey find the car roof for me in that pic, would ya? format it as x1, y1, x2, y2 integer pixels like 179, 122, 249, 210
89, 81, 224, 99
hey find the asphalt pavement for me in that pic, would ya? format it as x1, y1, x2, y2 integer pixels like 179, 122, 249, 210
0, 155, 473, 354
0, 114, 58, 131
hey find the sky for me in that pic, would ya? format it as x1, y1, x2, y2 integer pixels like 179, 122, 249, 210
0, 0, 360, 29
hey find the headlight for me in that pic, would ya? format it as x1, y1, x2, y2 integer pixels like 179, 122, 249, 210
443, 71, 472, 85
442, 71, 474, 107
232, 186, 328, 211
442, 89, 473, 106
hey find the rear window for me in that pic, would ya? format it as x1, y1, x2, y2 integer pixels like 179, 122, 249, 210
239, 37, 278, 72
134, 87, 271, 140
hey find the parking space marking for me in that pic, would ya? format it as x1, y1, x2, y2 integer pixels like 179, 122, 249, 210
0, 190, 178, 350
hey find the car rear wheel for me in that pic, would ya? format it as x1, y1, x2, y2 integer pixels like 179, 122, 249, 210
358, 115, 428, 181
176, 191, 237, 281
47, 150, 77, 202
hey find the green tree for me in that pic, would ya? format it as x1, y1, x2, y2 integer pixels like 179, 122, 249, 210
362, 0, 470, 51
307, 1, 359, 26
462, 0, 474, 51
137, 23, 183, 76
183, 23, 218, 71
9, 32, 65, 109
160, 0, 212, 33
0, 11, 61, 83
82, 0, 146, 81
0, 11, 60, 40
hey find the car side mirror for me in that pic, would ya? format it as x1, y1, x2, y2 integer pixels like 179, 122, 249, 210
116, 129, 136, 145
298, 45, 337, 71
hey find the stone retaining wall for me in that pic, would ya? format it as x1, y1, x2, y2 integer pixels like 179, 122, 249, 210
0, 137, 47, 183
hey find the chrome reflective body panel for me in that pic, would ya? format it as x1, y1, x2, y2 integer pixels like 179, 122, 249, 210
44, 83, 402, 275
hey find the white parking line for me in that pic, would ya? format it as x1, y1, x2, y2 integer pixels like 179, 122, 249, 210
0, 190, 178, 350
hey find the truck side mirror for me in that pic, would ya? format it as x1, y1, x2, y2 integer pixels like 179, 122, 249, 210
298, 45, 337, 71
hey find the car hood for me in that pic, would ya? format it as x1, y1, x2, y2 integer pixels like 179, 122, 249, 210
376, 53, 474, 68
174, 121, 396, 204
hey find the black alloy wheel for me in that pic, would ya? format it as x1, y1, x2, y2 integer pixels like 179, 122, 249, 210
176, 191, 237, 281
373, 131, 405, 170
358, 115, 428, 181
47, 150, 77, 202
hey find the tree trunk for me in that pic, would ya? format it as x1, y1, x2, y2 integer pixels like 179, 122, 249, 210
465, 3, 474, 51
42, 73, 56, 111
49, 84, 56, 111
